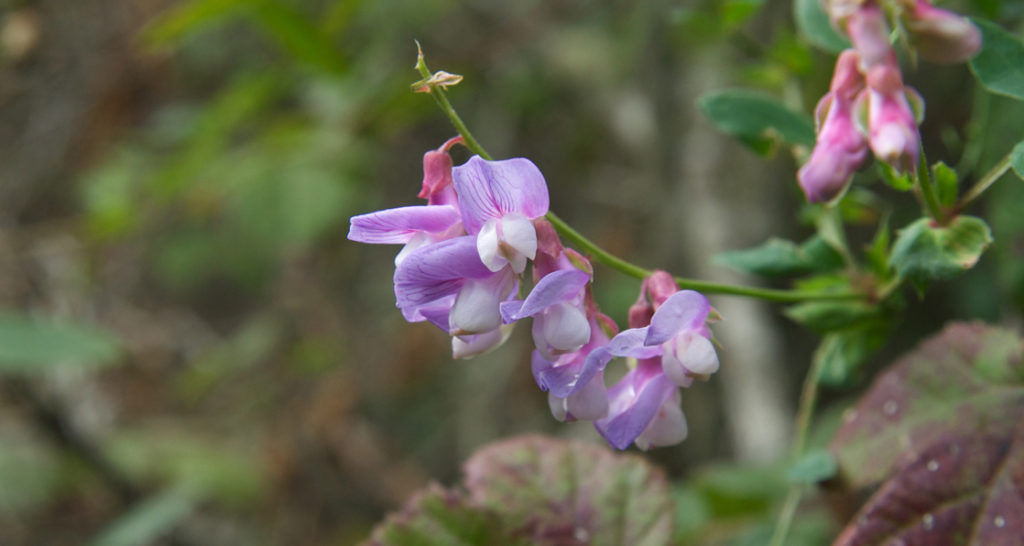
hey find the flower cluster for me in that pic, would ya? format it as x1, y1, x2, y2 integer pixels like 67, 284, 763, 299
349, 143, 720, 450
798, 0, 980, 203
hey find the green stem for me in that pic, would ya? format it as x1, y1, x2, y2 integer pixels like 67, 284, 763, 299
954, 152, 1013, 213
413, 47, 866, 304
767, 348, 828, 546
415, 47, 491, 160
915, 150, 945, 224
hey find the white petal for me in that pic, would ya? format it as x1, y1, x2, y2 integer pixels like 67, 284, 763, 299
541, 302, 591, 353
475, 218, 507, 272
548, 392, 568, 422
564, 373, 608, 421
498, 212, 537, 274
660, 344, 693, 388
635, 394, 687, 450
450, 279, 502, 334
395, 232, 433, 266
452, 324, 513, 359
674, 332, 719, 376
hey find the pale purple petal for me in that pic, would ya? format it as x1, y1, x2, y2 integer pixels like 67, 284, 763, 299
452, 325, 511, 359
348, 205, 461, 244
452, 156, 550, 234
605, 328, 662, 359
534, 303, 590, 354
513, 269, 590, 319
449, 269, 516, 335
562, 372, 608, 421
595, 372, 677, 450
393, 236, 494, 310
499, 300, 525, 324
645, 290, 711, 346
634, 391, 687, 450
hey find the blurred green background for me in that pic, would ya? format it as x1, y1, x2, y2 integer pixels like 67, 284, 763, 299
0, 0, 1022, 544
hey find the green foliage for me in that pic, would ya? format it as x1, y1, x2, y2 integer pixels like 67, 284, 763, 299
367, 435, 673, 546
90, 487, 197, 546
697, 90, 815, 155
713, 236, 843, 278
784, 449, 837, 484
932, 161, 959, 208
793, 0, 849, 53
0, 430, 63, 514
970, 18, 1024, 101
0, 312, 121, 372
876, 161, 914, 192
831, 323, 1024, 544
1011, 139, 1024, 180
889, 215, 993, 290
784, 300, 880, 332
814, 325, 889, 387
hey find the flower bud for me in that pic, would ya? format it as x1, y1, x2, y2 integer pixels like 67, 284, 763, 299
845, 2, 896, 71
866, 65, 920, 172
903, 0, 981, 63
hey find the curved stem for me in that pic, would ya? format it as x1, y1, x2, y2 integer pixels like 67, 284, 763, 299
413, 47, 866, 303
767, 348, 828, 546
954, 152, 1013, 213
415, 47, 491, 160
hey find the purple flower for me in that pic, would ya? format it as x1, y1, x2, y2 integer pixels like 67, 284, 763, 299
903, 0, 981, 64
452, 155, 549, 274
394, 236, 517, 336
502, 264, 592, 360
532, 313, 617, 422
589, 289, 719, 450
798, 50, 870, 203
348, 205, 464, 265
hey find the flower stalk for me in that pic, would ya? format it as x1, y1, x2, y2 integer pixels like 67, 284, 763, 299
412, 45, 867, 304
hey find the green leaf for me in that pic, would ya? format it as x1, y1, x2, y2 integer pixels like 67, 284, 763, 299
141, 0, 248, 47
876, 161, 913, 191
889, 215, 993, 289
367, 485, 521, 546
932, 161, 959, 208
865, 216, 892, 278
698, 90, 815, 155
969, 18, 1024, 101
712, 236, 842, 277
831, 324, 1024, 543
793, 0, 850, 53
815, 326, 888, 387
1010, 140, 1024, 180
90, 487, 196, 546
784, 300, 879, 332
0, 312, 121, 372
784, 449, 837, 484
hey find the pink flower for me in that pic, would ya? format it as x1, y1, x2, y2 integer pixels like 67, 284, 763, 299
902, 0, 981, 64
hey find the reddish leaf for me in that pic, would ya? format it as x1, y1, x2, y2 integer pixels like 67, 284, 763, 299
831, 322, 1024, 487
830, 322, 1024, 545
463, 435, 673, 546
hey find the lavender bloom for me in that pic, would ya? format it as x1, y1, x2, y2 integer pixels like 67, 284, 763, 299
393, 235, 516, 336
902, 0, 981, 63
589, 289, 719, 450
798, 50, 870, 203
502, 264, 592, 360
453, 156, 549, 274
532, 313, 617, 422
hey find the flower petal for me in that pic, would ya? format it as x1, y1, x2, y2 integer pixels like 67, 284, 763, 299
348, 205, 461, 244
645, 290, 711, 346
513, 269, 590, 320
595, 372, 676, 450
393, 236, 494, 310
606, 328, 663, 359
452, 156, 549, 234
449, 269, 515, 335
634, 391, 687, 450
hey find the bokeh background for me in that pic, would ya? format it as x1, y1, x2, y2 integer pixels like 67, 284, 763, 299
1, 0, 1022, 544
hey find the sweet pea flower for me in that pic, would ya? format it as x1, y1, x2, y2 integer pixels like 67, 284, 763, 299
798, 50, 870, 203
588, 284, 719, 450
533, 312, 617, 422
902, 0, 981, 63
452, 155, 549, 274
393, 235, 517, 336
865, 64, 921, 171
